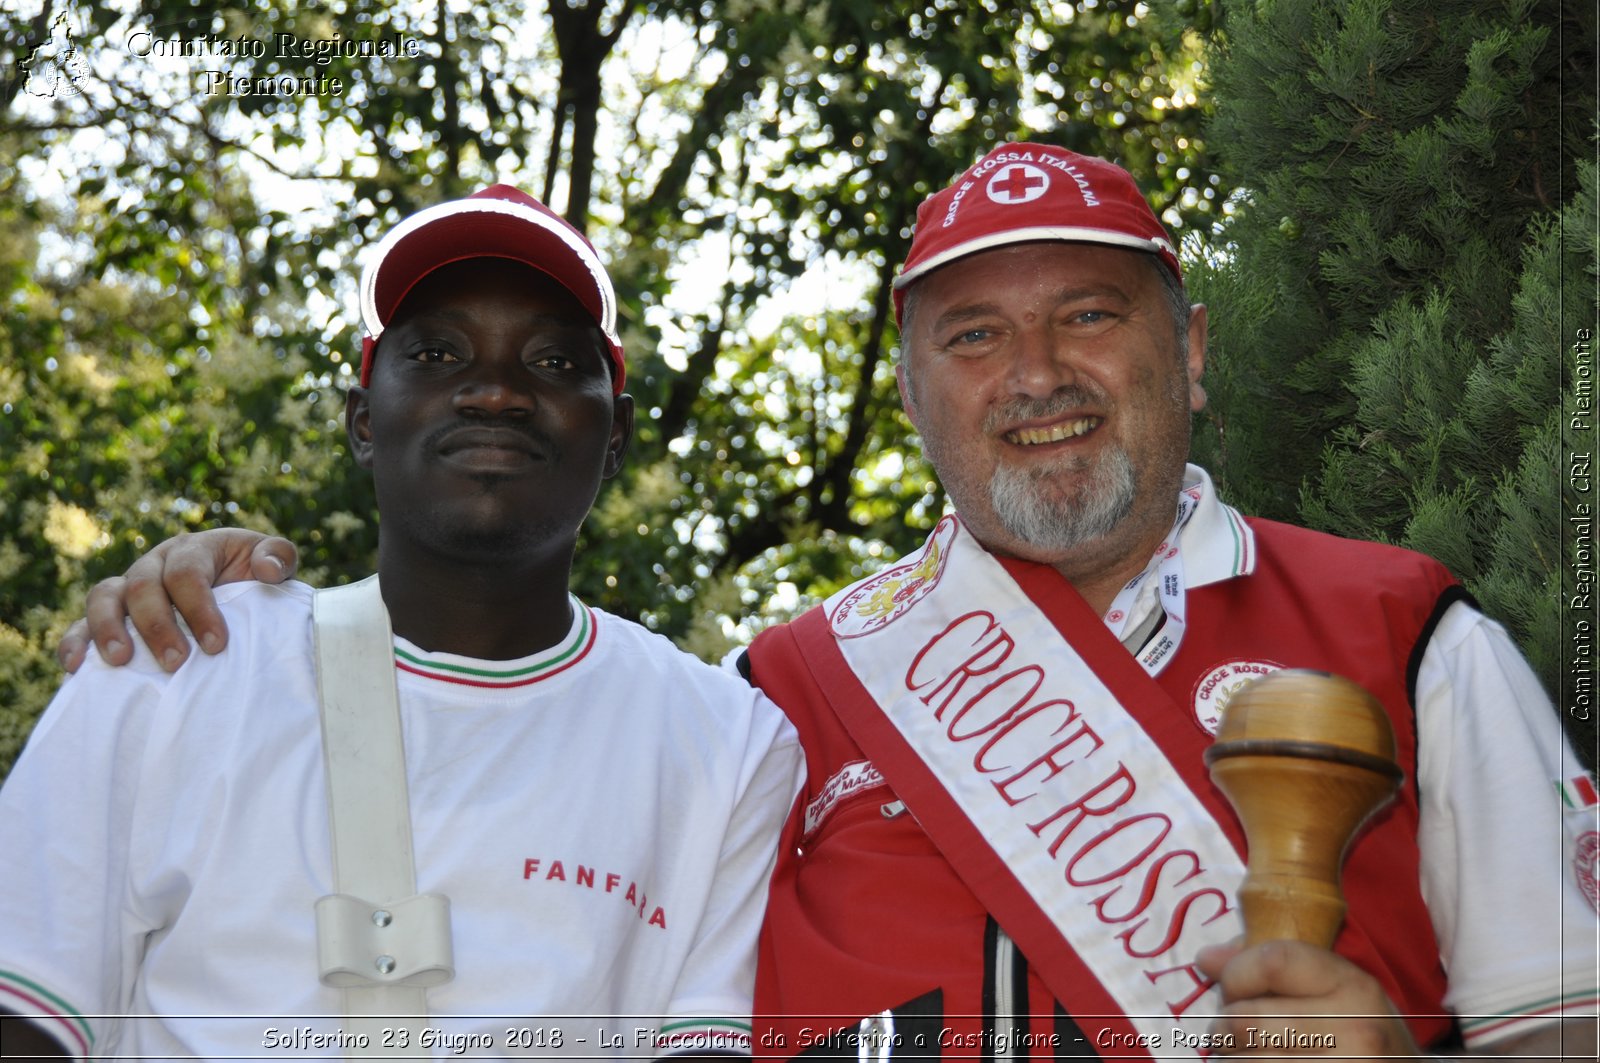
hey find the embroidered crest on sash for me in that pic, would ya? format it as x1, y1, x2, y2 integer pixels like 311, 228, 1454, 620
1191, 659, 1283, 737
829, 517, 957, 638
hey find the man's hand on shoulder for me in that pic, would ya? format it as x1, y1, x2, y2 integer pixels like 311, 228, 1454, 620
57, 529, 299, 674
1197, 938, 1421, 1059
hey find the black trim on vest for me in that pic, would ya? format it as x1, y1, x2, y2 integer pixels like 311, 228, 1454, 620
1051, 1002, 1098, 1059
1428, 1018, 1466, 1053
793, 990, 945, 1060
1405, 585, 1477, 708
1004, 931, 1029, 1062
1405, 585, 1477, 807
981, 918, 1001, 1063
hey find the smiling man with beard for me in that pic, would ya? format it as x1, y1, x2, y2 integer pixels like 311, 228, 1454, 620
742, 145, 1595, 1062
50, 147, 1597, 1061
0, 186, 802, 1059
894, 238, 1201, 606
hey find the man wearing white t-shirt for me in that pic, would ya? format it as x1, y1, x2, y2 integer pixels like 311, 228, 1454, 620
0, 186, 802, 1059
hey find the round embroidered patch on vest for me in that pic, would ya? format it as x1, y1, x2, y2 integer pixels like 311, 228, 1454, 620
829, 517, 957, 639
1575, 831, 1600, 913
1191, 659, 1284, 737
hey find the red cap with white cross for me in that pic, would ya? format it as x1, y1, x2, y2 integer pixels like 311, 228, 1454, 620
894, 143, 1180, 323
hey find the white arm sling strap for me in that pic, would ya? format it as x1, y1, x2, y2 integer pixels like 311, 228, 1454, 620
312, 576, 454, 1057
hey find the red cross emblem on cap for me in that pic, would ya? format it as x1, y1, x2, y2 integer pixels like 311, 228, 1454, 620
987, 163, 1050, 204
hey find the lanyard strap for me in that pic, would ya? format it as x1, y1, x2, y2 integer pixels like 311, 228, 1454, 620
313, 576, 453, 1057
1104, 487, 1201, 676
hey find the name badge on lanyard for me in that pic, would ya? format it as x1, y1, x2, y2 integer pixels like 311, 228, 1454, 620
1105, 486, 1202, 676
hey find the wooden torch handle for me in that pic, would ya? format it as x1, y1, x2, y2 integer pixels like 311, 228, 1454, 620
1203, 670, 1404, 948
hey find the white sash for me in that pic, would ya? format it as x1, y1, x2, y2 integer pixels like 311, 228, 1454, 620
815, 517, 1244, 1055
313, 576, 454, 1058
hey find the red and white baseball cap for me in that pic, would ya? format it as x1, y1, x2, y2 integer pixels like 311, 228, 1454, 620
358, 184, 625, 393
894, 143, 1180, 321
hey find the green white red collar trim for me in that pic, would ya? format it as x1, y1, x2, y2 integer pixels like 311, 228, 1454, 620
1178, 463, 1256, 587
0, 969, 92, 1057
393, 596, 597, 688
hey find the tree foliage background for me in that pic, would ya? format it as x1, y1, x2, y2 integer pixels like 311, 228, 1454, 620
0, 0, 1592, 776
1189, 0, 1596, 763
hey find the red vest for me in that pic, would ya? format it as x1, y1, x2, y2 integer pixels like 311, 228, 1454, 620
748, 518, 1462, 1058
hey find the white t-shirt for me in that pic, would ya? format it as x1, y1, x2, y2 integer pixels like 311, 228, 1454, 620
0, 581, 804, 1060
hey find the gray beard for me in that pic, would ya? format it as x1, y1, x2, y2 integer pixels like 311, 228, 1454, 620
988, 444, 1137, 552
